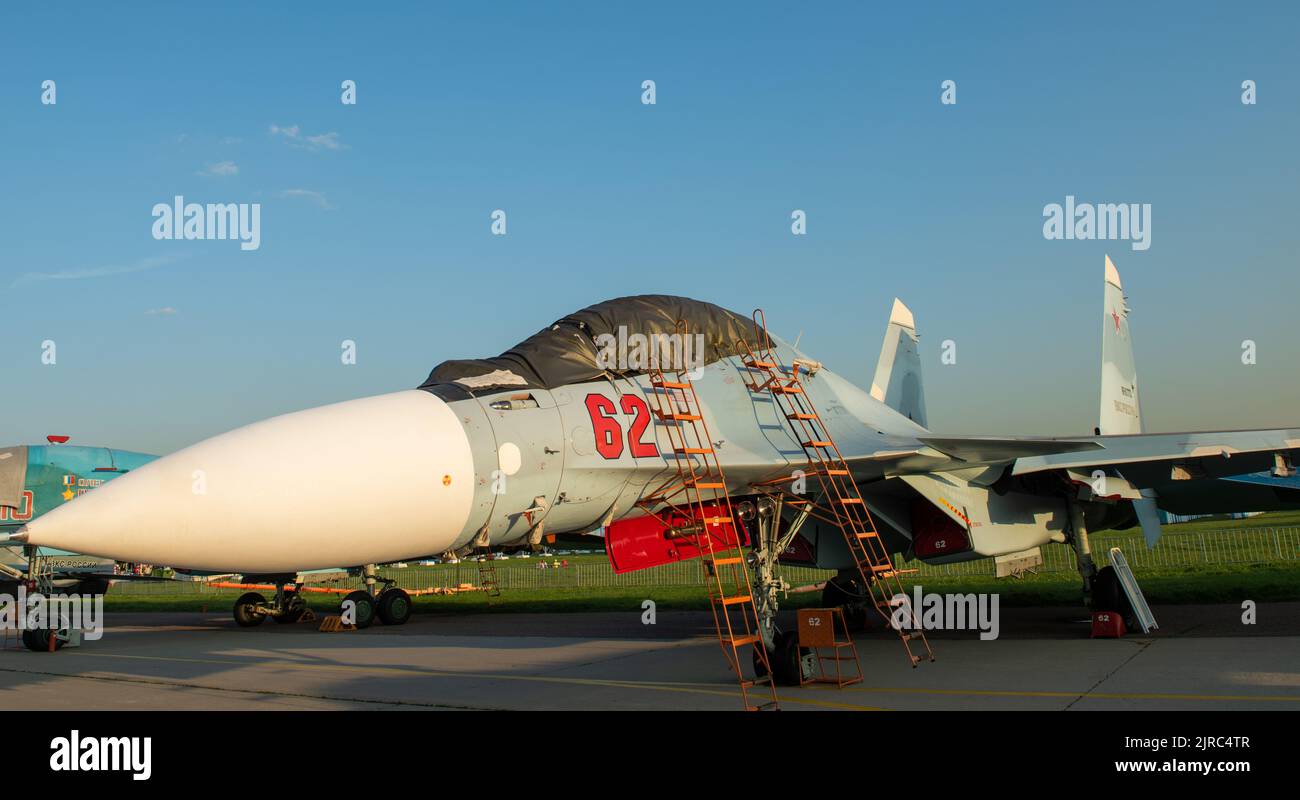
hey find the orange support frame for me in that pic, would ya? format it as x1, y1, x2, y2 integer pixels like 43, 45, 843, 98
796, 608, 863, 688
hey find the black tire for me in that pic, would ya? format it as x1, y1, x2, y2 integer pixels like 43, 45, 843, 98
1092, 566, 1127, 612
822, 576, 868, 631
22, 627, 64, 652
342, 590, 376, 629
233, 592, 268, 627
376, 588, 412, 626
770, 630, 806, 686
272, 603, 306, 624
752, 639, 771, 679
1092, 566, 1137, 629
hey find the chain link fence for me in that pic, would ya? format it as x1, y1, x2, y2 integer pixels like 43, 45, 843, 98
110, 525, 1300, 595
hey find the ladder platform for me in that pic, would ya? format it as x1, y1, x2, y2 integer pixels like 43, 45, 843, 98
675, 447, 714, 454
687, 480, 725, 489
652, 379, 693, 389
719, 594, 754, 606
771, 386, 803, 394
743, 359, 778, 369
787, 412, 818, 420
659, 412, 702, 421
708, 556, 744, 566
725, 634, 762, 647
803, 440, 834, 448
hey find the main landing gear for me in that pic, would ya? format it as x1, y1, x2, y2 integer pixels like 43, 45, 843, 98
231, 564, 412, 630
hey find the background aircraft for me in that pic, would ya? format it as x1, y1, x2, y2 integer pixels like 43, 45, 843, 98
1, 439, 156, 593
14, 259, 1299, 686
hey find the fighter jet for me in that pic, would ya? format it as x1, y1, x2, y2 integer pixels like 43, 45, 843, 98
2, 439, 158, 649
13, 258, 1299, 686
1, 438, 157, 585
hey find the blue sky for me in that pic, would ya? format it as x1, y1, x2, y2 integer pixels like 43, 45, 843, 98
2, 2, 1298, 454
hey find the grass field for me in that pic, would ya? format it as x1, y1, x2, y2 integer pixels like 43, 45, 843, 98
101, 561, 1300, 614
96, 512, 1300, 614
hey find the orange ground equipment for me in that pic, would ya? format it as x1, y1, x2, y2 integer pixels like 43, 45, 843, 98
636, 320, 779, 711
796, 608, 863, 687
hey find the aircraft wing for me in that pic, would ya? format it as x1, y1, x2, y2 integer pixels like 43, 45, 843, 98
1011, 428, 1300, 485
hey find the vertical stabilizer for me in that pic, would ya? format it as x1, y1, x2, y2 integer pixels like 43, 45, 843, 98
871, 298, 928, 427
1099, 255, 1142, 435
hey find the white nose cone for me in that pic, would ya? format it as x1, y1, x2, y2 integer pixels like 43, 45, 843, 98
21, 390, 475, 573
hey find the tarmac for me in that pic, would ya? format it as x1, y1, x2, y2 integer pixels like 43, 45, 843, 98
1, 602, 1298, 710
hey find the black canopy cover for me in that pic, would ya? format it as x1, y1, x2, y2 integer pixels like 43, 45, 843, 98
419, 295, 757, 394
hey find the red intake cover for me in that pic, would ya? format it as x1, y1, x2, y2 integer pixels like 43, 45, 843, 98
911, 498, 971, 559
605, 504, 748, 574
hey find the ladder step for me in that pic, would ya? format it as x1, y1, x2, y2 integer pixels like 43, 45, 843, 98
719, 594, 754, 606
725, 634, 762, 647
653, 379, 693, 389
868, 564, 895, 573
771, 386, 803, 394
802, 441, 834, 448
675, 447, 714, 454
903, 632, 924, 641
815, 469, 850, 477
855, 531, 879, 538
744, 359, 778, 369
708, 556, 744, 566
659, 413, 702, 421
787, 412, 818, 420
687, 480, 725, 489
701, 516, 733, 525
839, 497, 864, 504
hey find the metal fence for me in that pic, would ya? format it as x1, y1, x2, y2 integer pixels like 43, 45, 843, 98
110, 526, 1300, 596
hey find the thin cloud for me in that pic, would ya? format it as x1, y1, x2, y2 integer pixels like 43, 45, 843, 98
197, 160, 239, 177
269, 123, 347, 152
278, 188, 334, 209
11, 254, 187, 288
145, 307, 178, 316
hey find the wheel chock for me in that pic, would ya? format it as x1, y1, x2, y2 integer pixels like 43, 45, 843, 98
318, 615, 355, 633
298, 608, 318, 624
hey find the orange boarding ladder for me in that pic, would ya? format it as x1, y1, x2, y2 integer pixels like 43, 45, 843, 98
739, 310, 934, 667
478, 555, 502, 600
635, 320, 780, 711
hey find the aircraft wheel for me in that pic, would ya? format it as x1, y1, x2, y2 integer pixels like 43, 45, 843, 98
769, 630, 806, 686
376, 588, 412, 626
233, 592, 268, 627
342, 590, 376, 629
22, 627, 64, 652
272, 604, 306, 624
1091, 566, 1136, 627
822, 577, 868, 631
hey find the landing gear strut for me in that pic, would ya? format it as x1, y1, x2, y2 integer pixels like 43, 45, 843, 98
740, 496, 816, 686
228, 565, 412, 629
1067, 500, 1098, 607
232, 578, 311, 627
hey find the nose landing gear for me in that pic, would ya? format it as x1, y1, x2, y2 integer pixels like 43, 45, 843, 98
229, 566, 412, 630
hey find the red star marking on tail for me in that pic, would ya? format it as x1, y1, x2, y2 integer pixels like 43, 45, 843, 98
1111, 308, 1121, 332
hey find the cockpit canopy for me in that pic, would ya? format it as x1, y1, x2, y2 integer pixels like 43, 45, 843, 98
419, 295, 756, 394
